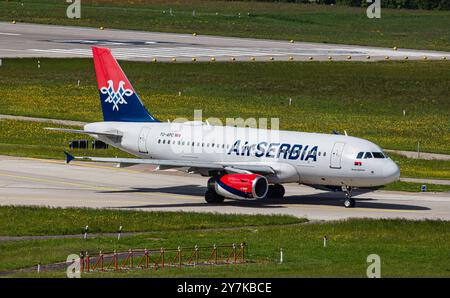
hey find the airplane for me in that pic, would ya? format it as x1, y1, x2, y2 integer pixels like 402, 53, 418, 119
47, 47, 400, 208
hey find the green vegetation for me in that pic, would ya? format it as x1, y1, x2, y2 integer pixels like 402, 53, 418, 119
1, 0, 450, 51
389, 153, 450, 180
0, 206, 304, 237
0, 119, 131, 159
1, 58, 449, 155
335, 0, 450, 10
381, 180, 450, 192
0, 207, 449, 277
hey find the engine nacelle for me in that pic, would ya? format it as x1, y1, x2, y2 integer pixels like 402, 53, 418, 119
212, 174, 269, 200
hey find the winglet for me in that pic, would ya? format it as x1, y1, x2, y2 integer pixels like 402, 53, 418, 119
64, 151, 75, 164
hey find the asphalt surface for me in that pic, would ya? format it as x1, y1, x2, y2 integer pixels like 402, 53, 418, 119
1, 22, 449, 62
1, 155, 449, 220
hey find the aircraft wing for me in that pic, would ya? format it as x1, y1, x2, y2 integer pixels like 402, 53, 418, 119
64, 152, 275, 174
45, 127, 122, 137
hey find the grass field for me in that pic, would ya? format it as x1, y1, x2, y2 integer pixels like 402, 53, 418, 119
1, 206, 449, 277
1, 58, 449, 155
388, 153, 450, 180
1, 0, 450, 51
0, 119, 131, 159
380, 181, 450, 192
0, 206, 303, 236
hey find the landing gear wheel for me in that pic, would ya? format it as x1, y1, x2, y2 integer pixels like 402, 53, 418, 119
344, 198, 355, 208
204, 189, 225, 204
267, 184, 285, 199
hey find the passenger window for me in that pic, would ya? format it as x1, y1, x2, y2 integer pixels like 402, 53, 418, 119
158, 139, 161, 144
167, 140, 170, 144
356, 152, 364, 159
323, 152, 326, 157
162, 140, 166, 144
364, 152, 373, 159
372, 152, 384, 158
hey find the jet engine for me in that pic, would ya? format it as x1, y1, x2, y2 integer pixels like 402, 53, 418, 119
211, 174, 269, 200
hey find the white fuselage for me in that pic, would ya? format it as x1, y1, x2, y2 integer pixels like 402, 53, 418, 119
85, 121, 400, 188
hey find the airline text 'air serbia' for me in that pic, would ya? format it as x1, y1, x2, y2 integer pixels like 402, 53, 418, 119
47, 47, 400, 208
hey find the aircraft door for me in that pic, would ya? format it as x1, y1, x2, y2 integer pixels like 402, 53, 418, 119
138, 127, 151, 153
330, 142, 345, 169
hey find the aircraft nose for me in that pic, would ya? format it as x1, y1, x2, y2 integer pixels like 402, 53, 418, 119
383, 161, 400, 183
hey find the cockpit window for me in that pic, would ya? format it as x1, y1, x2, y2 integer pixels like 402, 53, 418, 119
356, 152, 364, 159
372, 152, 385, 159
364, 152, 373, 159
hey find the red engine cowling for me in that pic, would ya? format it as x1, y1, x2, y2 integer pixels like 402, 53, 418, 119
214, 174, 269, 199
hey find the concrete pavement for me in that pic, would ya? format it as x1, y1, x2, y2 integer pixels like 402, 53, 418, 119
1, 155, 449, 221
1, 22, 449, 62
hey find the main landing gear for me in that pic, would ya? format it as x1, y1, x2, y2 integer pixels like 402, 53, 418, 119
342, 186, 355, 208
204, 177, 225, 203
266, 184, 285, 199
204, 189, 225, 203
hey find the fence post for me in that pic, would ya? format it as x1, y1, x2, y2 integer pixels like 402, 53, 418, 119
83, 225, 88, 240
194, 245, 199, 266
279, 248, 283, 264
178, 246, 182, 268
100, 251, 104, 272
86, 251, 90, 272
80, 252, 84, 273
145, 249, 149, 269
129, 249, 133, 268
114, 250, 118, 271
118, 226, 122, 240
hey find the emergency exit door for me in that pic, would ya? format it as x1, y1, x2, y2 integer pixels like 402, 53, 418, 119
330, 142, 345, 169
138, 127, 151, 153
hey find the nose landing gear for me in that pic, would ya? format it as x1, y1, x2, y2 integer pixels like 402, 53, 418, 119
342, 186, 355, 208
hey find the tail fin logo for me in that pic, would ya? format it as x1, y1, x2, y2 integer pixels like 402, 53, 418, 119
100, 80, 133, 111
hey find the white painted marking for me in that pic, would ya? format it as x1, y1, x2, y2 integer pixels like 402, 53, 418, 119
0, 32, 21, 36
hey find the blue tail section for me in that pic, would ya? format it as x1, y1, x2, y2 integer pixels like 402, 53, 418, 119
92, 47, 159, 122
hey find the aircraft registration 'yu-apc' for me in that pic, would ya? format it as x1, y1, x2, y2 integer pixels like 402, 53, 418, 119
47, 47, 400, 208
